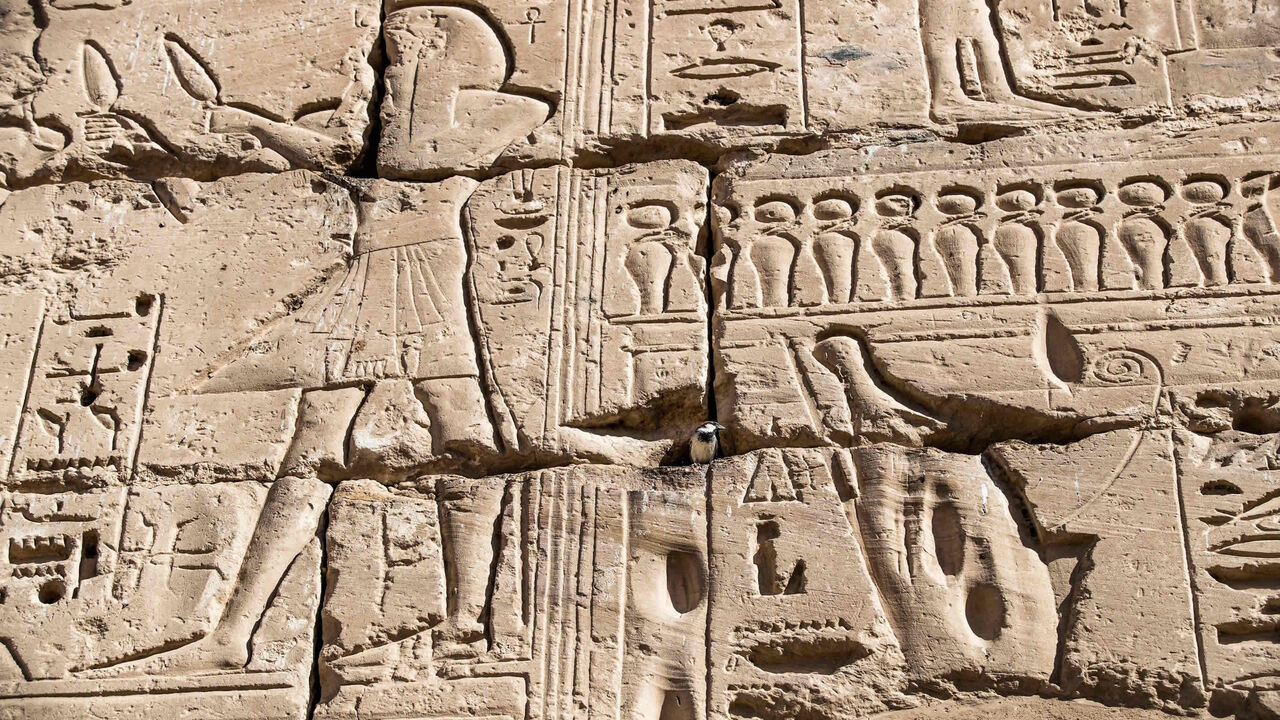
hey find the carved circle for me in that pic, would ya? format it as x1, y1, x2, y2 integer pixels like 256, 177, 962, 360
813, 196, 856, 221
1090, 350, 1147, 385
626, 202, 674, 229
1182, 178, 1228, 205
754, 199, 798, 223
1117, 180, 1168, 207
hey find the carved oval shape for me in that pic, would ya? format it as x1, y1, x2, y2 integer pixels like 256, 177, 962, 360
1056, 184, 1102, 208
936, 190, 980, 216
164, 38, 219, 103
965, 583, 1006, 641
755, 199, 797, 223
932, 502, 965, 576
1118, 180, 1167, 207
82, 43, 119, 109
996, 188, 1037, 212
627, 202, 673, 229
813, 196, 856, 221
1182, 179, 1228, 204
875, 194, 915, 218
666, 550, 705, 614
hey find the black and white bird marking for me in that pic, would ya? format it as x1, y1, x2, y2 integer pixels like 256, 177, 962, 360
690, 422, 725, 464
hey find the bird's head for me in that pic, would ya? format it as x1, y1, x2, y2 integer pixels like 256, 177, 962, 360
696, 422, 725, 440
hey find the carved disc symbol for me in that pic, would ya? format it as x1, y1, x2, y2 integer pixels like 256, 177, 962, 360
1090, 350, 1145, 385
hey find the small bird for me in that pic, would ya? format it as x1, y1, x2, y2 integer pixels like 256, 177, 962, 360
690, 422, 725, 464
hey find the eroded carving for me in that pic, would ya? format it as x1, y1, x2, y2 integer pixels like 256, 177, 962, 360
713, 153, 1280, 452
317, 466, 707, 720
0, 0, 379, 185
1176, 392, 1280, 718
0, 480, 325, 718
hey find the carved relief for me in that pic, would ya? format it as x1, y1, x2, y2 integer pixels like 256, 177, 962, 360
1175, 392, 1280, 718
3, 0, 1280, 183
997, 0, 1280, 112
0, 171, 355, 485
11, 295, 160, 486
6, 2, 1280, 718
317, 466, 707, 720
713, 152, 1280, 451
0, 479, 325, 718
852, 446, 1057, 688
1, 0, 379, 185
706, 444, 1158, 717
377, 5, 551, 178
464, 161, 709, 467
992, 429, 1203, 709
707, 448, 906, 720
192, 161, 707, 475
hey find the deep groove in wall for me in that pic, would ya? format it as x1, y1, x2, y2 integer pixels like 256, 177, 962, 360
347, 2, 389, 179
704, 166, 719, 427
306, 503, 331, 720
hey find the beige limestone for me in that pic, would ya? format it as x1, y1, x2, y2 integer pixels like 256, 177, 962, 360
0, 479, 325, 719
316, 466, 708, 720
0, 0, 379, 186
4, 1, 1280, 719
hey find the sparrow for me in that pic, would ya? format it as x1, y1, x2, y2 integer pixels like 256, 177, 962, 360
690, 422, 725, 464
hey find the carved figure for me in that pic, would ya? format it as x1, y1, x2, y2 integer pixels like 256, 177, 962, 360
202, 177, 496, 478
917, 0, 1077, 122
378, 6, 550, 177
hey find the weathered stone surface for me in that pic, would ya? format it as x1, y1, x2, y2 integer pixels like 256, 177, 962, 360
1, 171, 353, 486
0, 0, 379, 187
317, 465, 708, 720
6, 2, 1280, 719
0, 479, 326, 719
362, 0, 1280, 177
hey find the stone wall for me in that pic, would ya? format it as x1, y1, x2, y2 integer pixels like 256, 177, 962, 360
3, 1, 1280, 718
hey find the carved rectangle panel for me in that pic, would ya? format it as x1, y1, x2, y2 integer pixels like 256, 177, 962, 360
712, 151, 1280, 451
1176, 422, 1280, 713
317, 465, 707, 720
707, 447, 906, 719
11, 298, 161, 486
993, 428, 1202, 706
0, 172, 354, 486
465, 161, 709, 467
0, 480, 325, 719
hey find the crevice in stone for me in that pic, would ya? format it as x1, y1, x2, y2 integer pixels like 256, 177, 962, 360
346, 2, 388, 180
305, 498, 332, 720
703, 166, 719, 429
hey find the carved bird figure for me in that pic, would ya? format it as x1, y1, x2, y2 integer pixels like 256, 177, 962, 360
690, 422, 725, 464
